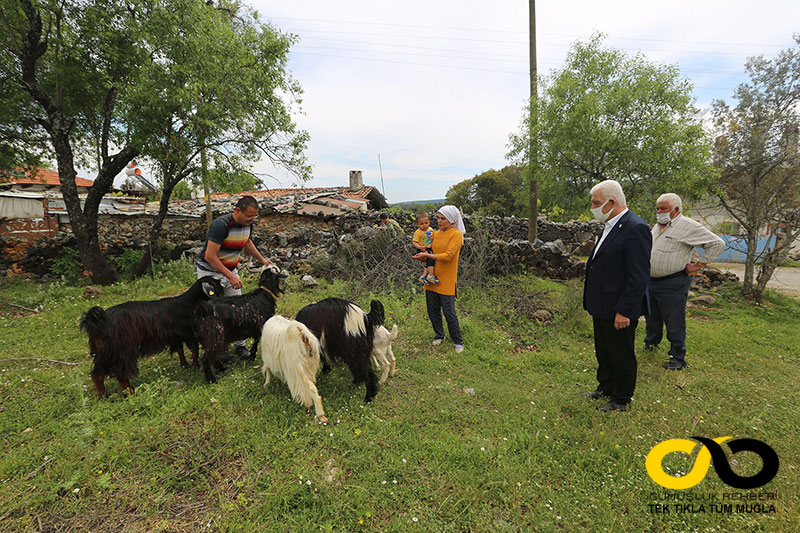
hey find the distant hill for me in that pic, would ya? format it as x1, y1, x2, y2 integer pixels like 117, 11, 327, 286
391, 198, 446, 208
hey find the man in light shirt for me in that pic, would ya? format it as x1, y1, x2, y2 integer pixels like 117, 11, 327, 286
645, 193, 725, 370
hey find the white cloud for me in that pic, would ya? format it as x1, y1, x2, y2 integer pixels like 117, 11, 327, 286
77, 1, 800, 203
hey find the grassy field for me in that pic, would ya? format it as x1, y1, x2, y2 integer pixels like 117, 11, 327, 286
0, 260, 798, 532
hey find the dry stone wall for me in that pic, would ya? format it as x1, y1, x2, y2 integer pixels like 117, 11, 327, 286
10, 207, 603, 280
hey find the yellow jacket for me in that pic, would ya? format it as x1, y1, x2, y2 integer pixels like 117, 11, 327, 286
425, 228, 463, 296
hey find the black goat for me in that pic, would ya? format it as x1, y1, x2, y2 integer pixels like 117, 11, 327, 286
80, 276, 224, 397
194, 267, 288, 384
295, 298, 384, 403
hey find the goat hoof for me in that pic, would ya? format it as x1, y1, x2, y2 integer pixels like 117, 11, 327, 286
318, 416, 329, 425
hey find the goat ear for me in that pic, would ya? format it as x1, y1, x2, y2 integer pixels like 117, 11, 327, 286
202, 282, 217, 298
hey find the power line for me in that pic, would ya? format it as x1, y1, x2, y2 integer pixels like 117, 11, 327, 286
294, 45, 535, 64
289, 28, 776, 57
270, 16, 790, 48
291, 51, 529, 75
294, 38, 745, 74
299, 37, 536, 59
291, 50, 740, 89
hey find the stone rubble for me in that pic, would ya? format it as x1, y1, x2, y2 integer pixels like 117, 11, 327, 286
8, 205, 604, 282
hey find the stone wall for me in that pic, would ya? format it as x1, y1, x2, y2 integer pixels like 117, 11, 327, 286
9, 208, 601, 280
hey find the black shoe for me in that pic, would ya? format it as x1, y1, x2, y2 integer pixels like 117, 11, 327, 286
663, 359, 687, 370
597, 401, 629, 412
582, 390, 608, 400
234, 345, 254, 361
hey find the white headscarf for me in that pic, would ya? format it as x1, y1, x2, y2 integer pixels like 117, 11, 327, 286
438, 205, 466, 233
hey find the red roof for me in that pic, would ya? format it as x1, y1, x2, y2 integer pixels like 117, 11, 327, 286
209, 185, 376, 201
1, 168, 94, 188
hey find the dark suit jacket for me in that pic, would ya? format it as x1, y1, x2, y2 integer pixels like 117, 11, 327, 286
583, 210, 652, 321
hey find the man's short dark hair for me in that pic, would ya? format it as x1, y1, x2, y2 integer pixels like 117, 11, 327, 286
235, 196, 259, 212
379, 212, 389, 220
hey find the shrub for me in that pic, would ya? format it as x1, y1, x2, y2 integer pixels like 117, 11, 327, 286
110, 248, 146, 277
310, 226, 511, 295
48, 247, 83, 282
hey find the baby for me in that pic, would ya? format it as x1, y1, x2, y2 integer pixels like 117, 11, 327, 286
412, 212, 439, 285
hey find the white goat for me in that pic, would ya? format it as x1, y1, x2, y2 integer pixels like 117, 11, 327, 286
260, 315, 328, 424
370, 324, 398, 385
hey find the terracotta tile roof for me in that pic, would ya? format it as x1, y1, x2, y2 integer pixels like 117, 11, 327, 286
209, 185, 376, 200
0, 167, 94, 188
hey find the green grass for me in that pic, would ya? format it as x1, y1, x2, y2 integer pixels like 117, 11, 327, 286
0, 261, 798, 531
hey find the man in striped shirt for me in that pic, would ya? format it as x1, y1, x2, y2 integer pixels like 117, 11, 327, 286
645, 193, 725, 370
196, 195, 275, 360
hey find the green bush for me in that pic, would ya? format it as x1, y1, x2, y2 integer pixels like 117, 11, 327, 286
48, 247, 83, 282
110, 248, 146, 277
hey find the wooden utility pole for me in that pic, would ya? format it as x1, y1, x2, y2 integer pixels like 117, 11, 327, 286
201, 140, 212, 229
527, 0, 539, 241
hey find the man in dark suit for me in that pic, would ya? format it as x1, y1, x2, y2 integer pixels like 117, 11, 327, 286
583, 180, 652, 412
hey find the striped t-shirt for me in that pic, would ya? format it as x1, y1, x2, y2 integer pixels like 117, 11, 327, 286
197, 213, 252, 271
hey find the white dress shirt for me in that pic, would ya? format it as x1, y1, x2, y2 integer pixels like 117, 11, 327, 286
592, 208, 629, 259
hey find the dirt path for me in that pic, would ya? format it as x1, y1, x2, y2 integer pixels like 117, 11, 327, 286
710, 263, 800, 298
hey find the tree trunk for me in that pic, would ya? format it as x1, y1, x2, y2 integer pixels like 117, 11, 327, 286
16, 0, 133, 285
741, 230, 757, 301
754, 234, 793, 303
130, 180, 178, 279
50, 124, 118, 284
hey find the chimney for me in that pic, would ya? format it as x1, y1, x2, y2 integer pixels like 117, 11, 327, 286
349, 170, 363, 191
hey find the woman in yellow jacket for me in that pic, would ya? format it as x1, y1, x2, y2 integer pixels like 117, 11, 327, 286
413, 206, 465, 353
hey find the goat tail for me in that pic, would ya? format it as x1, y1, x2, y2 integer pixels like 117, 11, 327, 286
80, 306, 109, 338
299, 324, 321, 365
367, 300, 385, 329
389, 323, 398, 341
286, 323, 321, 408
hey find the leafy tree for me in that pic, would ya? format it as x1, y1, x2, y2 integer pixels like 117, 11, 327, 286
1, 0, 145, 284
127, 0, 308, 277
445, 165, 527, 216
1, 0, 307, 283
207, 169, 261, 195
170, 168, 262, 200
171, 180, 193, 201
711, 36, 800, 303
508, 34, 712, 219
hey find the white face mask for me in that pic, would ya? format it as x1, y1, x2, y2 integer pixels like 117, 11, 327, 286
591, 200, 612, 222
656, 211, 672, 225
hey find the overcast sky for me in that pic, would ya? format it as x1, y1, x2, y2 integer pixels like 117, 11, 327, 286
94, 1, 799, 203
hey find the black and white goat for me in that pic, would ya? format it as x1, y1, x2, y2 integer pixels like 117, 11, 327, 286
80, 276, 224, 397
295, 298, 384, 403
260, 315, 328, 424
194, 266, 287, 384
